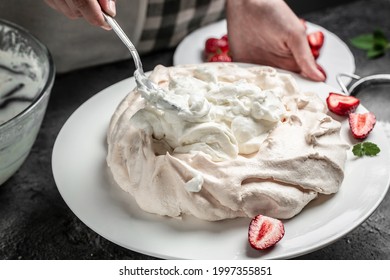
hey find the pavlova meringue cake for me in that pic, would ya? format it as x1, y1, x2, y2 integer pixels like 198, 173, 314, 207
106, 63, 348, 221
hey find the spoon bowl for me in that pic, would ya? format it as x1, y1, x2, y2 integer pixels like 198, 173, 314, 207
102, 13, 184, 112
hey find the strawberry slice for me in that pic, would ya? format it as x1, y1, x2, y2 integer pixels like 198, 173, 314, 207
311, 47, 320, 59
207, 52, 232, 62
248, 214, 285, 250
307, 31, 325, 50
205, 37, 229, 55
326, 92, 360, 116
349, 112, 376, 139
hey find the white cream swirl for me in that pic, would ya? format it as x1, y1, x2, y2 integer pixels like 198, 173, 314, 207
135, 64, 287, 162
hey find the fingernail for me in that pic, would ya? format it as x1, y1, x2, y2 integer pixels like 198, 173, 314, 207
108, 0, 116, 16
101, 24, 111, 31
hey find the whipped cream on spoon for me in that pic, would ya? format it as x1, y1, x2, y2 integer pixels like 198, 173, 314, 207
103, 13, 203, 191
102, 13, 187, 113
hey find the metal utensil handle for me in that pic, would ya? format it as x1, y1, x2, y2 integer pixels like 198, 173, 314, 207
336, 73, 361, 95
102, 12, 185, 113
337, 73, 390, 96
348, 74, 390, 94
102, 13, 144, 75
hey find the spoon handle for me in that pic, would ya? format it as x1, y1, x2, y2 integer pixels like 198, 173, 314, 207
102, 13, 144, 75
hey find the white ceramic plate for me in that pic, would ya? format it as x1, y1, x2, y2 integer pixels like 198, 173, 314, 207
52, 69, 390, 260
173, 20, 355, 90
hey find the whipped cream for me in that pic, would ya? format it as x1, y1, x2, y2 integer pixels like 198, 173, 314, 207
0, 48, 42, 125
107, 64, 348, 221
135, 65, 286, 163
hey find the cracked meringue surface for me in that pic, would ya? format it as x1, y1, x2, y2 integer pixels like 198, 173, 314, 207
107, 64, 348, 221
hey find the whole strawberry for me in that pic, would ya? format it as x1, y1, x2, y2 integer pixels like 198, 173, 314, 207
248, 214, 285, 250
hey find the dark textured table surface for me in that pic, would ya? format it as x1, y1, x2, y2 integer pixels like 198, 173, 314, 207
1, 0, 390, 260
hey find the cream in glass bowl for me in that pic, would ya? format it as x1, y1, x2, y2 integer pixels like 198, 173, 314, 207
0, 19, 55, 185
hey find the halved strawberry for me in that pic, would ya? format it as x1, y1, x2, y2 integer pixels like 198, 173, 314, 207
207, 52, 232, 62
349, 112, 376, 139
205, 37, 229, 55
311, 47, 320, 59
326, 92, 360, 116
248, 214, 285, 250
221, 34, 229, 42
307, 31, 325, 50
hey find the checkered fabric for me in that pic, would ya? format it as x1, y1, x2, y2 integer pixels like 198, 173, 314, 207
138, 0, 226, 53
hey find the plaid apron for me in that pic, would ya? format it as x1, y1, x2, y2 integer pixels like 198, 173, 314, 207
139, 0, 225, 52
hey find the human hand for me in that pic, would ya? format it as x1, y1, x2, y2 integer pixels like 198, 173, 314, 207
226, 0, 325, 81
44, 0, 116, 29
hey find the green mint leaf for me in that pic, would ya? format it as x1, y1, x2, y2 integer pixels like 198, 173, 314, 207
350, 34, 375, 50
367, 48, 386, 58
373, 30, 388, 49
373, 29, 388, 41
352, 142, 381, 157
350, 29, 389, 59
352, 143, 364, 157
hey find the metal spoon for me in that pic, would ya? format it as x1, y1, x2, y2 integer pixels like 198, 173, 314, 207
102, 13, 184, 112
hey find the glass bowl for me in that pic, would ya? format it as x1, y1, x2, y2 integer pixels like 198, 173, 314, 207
0, 19, 55, 185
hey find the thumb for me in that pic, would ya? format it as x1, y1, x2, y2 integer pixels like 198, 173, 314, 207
99, 0, 116, 17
